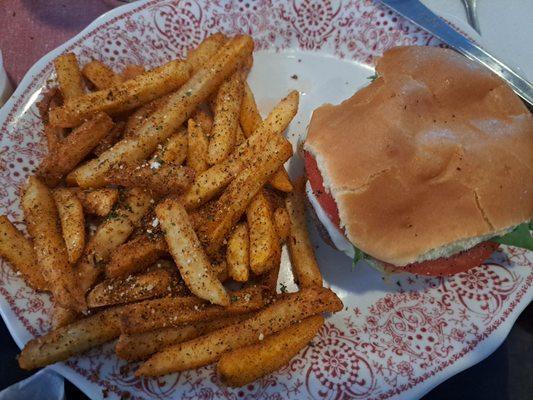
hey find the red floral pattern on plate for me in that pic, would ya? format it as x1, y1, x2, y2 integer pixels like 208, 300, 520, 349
0, 1, 531, 399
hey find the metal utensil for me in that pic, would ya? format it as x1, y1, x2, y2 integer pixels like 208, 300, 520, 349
376, 0, 533, 106
461, 0, 481, 34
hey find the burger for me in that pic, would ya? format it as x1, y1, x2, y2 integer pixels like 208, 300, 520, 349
303, 46, 533, 276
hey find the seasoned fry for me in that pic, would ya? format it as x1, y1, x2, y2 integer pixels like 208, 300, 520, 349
87, 268, 173, 308
194, 107, 213, 136
155, 199, 229, 306
136, 287, 342, 376
50, 59, 191, 128
218, 315, 324, 386
208, 71, 245, 164
106, 235, 168, 278
18, 305, 130, 370
43, 124, 65, 153
150, 128, 188, 165
187, 119, 209, 174
286, 179, 322, 288
122, 64, 145, 80
186, 33, 227, 72
82, 60, 122, 90
76, 188, 119, 217
235, 125, 246, 145
93, 120, 125, 156
106, 163, 194, 196
39, 112, 114, 186
239, 82, 262, 136
116, 314, 250, 361
51, 304, 78, 329
53, 188, 85, 264
22, 177, 85, 311
196, 133, 293, 256
70, 35, 254, 188
77, 188, 153, 292
240, 83, 293, 192
121, 286, 265, 335
54, 53, 84, 100
273, 206, 290, 243
226, 223, 249, 282
0, 216, 48, 291
247, 191, 280, 274
181, 90, 299, 210
268, 168, 293, 192
123, 94, 170, 138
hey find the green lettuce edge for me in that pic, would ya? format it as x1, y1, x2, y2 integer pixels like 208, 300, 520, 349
492, 222, 533, 251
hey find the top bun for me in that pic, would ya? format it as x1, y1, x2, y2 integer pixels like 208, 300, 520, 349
304, 46, 533, 266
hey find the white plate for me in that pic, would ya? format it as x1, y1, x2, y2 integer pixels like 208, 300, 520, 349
0, 1, 531, 399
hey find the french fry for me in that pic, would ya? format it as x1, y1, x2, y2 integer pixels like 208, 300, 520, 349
43, 124, 65, 153
268, 168, 294, 192
218, 315, 324, 386
239, 82, 262, 136
240, 82, 294, 192
150, 128, 188, 165
53, 188, 85, 264
106, 235, 168, 278
123, 94, 170, 138
70, 35, 254, 188
0, 216, 48, 291
54, 53, 84, 100
187, 33, 227, 72
51, 304, 78, 329
286, 179, 322, 288
196, 132, 293, 256
122, 64, 145, 80
50, 59, 192, 128
21, 177, 85, 311
121, 286, 265, 335
273, 206, 290, 243
106, 163, 194, 196
235, 125, 246, 146
155, 198, 229, 306
93, 120, 125, 156
75, 188, 119, 217
212, 256, 229, 282
87, 268, 173, 308
39, 112, 114, 186
181, 90, 299, 210
226, 223, 249, 282
116, 314, 250, 361
18, 305, 130, 370
194, 107, 213, 136
82, 60, 122, 90
187, 119, 209, 174
207, 71, 245, 164
247, 191, 280, 275
77, 188, 153, 292
136, 286, 342, 376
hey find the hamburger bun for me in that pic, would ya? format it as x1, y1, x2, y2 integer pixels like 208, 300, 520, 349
304, 46, 533, 266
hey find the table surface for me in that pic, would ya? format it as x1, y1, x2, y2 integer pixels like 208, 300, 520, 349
0, 1, 531, 399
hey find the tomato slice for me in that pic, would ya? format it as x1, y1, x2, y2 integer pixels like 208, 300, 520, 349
304, 151, 499, 276
304, 151, 341, 228
382, 241, 500, 276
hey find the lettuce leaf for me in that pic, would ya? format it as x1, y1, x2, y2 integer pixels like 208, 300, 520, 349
492, 222, 533, 251
352, 245, 367, 270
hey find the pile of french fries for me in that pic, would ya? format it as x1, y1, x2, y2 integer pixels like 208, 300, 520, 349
0, 33, 343, 386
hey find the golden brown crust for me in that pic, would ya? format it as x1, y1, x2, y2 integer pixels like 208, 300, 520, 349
305, 46, 533, 265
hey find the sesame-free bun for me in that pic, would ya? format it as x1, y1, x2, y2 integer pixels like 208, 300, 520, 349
304, 46, 533, 266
